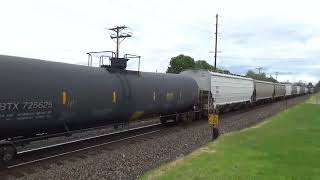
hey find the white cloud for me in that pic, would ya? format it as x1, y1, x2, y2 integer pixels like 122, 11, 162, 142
0, 0, 319, 83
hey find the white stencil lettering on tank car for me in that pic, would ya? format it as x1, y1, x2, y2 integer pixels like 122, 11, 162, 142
0, 103, 6, 111
0, 102, 20, 111
22, 101, 53, 110
0, 101, 53, 112
12, 102, 19, 110
6, 103, 14, 110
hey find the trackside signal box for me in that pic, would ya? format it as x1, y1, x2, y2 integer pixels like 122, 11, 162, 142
208, 113, 219, 125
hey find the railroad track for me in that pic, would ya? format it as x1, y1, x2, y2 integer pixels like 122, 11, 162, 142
0, 123, 164, 179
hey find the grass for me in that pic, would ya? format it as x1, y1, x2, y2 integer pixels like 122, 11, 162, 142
307, 93, 320, 104
142, 95, 320, 180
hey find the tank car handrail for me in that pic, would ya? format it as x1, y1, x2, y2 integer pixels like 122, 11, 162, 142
87, 51, 116, 67
124, 54, 141, 73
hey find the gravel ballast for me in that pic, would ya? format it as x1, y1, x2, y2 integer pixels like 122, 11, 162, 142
7, 95, 309, 180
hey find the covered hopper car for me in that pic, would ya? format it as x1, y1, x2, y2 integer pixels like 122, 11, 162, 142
297, 86, 301, 95
180, 70, 254, 110
274, 83, 286, 99
291, 85, 298, 96
285, 84, 292, 97
253, 80, 274, 102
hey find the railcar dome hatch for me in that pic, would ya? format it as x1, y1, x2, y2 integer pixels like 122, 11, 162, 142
110, 57, 128, 69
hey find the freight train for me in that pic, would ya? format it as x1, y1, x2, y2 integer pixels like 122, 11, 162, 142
0, 55, 311, 165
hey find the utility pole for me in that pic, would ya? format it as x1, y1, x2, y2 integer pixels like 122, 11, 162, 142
256, 67, 263, 74
214, 14, 218, 70
109, 26, 132, 58
275, 72, 279, 80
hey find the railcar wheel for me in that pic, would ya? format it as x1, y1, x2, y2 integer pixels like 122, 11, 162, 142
0, 144, 16, 165
160, 118, 167, 124
160, 115, 176, 126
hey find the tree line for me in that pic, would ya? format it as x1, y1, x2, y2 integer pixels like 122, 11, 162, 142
166, 54, 278, 82
166, 54, 319, 87
245, 70, 278, 83
166, 54, 230, 74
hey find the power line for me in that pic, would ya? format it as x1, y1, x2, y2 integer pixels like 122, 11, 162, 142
219, 56, 306, 61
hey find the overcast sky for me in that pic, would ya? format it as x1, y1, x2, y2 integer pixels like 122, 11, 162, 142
0, 0, 319, 84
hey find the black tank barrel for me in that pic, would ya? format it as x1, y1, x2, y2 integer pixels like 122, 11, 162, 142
0, 55, 199, 140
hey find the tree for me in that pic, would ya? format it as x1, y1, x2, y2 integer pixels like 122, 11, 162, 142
245, 70, 278, 83
246, 70, 257, 79
195, 60, 214, 70
294, 81, 306, 86
194, 60, 230, 74
166, 54, 230, 74
166, 54, 195, 74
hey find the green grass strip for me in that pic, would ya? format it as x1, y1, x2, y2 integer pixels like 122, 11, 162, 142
142, 96, 320, 180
